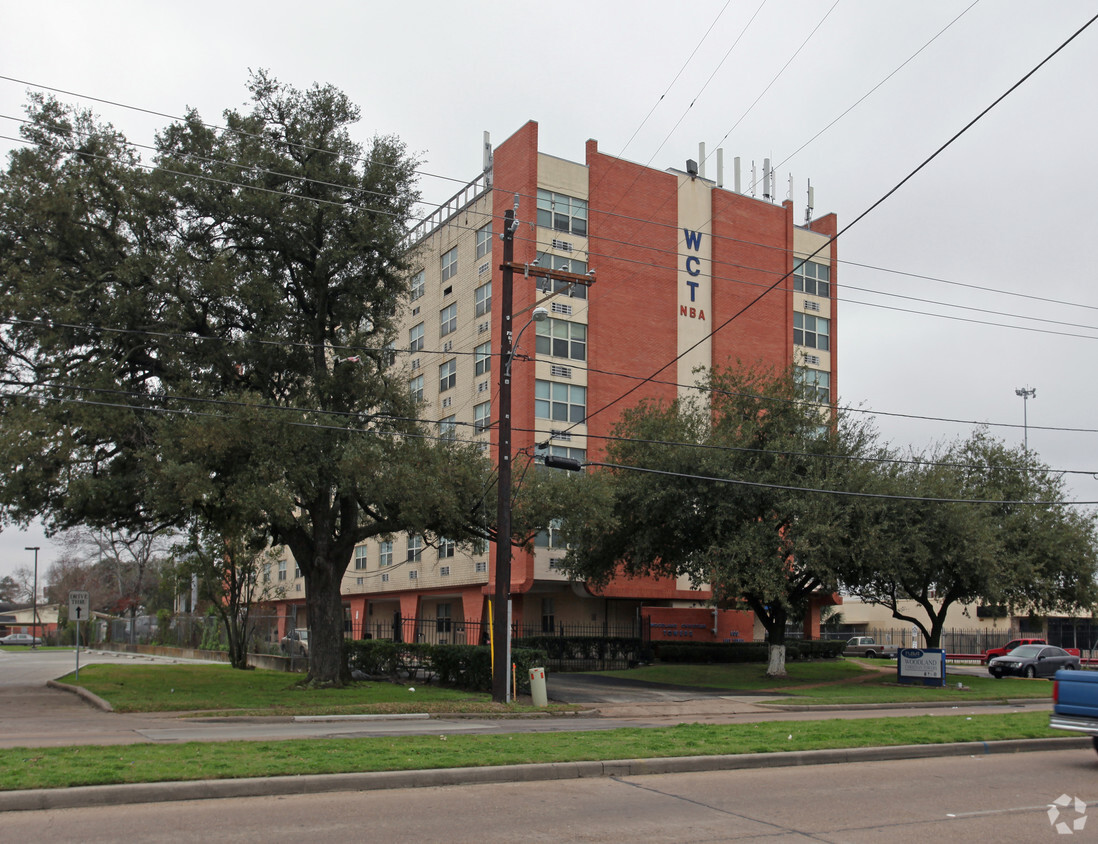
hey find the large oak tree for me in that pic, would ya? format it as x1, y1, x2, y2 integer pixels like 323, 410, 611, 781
557, 366, 878, 677
0, 74, 491, 684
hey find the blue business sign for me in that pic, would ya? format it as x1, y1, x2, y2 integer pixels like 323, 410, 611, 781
897, 648, 946, 687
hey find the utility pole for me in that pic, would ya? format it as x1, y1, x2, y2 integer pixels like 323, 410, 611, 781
491, 204, 594, 704
492, 206, 517, 704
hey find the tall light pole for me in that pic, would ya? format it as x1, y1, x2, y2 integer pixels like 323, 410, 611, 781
1015, 386, 1036, 455
25, 546, 40, 649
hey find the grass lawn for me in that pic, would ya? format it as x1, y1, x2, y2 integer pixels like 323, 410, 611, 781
58, 664, 554, 716
593, 660, 1052, 704
0, 711, 1066, 792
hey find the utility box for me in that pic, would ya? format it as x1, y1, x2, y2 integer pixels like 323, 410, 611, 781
529, 666, 548, 707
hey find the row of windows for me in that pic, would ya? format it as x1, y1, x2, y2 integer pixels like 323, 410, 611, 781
537, 190, 588, 237
793, 259, 830, 298
795, 367, 831, 403
793, 312, 830, 351
426, 223, 492, 294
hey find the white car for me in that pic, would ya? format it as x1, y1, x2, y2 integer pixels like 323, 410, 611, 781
0, 633, 43, 645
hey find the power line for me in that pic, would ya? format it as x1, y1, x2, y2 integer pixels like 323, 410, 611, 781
8, 108, 1098, 337
591, 461, 1098, 507
552, 10, 1098, 441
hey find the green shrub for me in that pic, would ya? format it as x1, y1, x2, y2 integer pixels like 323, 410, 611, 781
345, 640, 548, 693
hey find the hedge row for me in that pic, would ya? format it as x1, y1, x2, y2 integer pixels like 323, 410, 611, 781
654, 639, 845, 663
345, 639, 548, 693
516, 635, 650, 663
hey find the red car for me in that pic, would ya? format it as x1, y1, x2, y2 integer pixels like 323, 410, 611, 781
983, 638, 1046, 663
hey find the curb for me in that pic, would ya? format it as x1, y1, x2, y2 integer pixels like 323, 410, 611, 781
762, 698, 1050, 712
0, 736, 1089, 813
45, 680, 114, 712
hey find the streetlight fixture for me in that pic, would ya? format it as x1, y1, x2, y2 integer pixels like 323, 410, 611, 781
1015, 386, 1036, 455
25, 546, 40, 649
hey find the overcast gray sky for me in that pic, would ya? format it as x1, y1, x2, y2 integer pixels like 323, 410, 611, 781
2, 1, 1096, 584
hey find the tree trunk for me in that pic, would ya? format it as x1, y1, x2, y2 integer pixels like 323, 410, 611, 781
304, 560, 347, 686
763, 605, 789, 678
767, 644, 787, 677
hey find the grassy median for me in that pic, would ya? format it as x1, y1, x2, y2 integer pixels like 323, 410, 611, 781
0, 711, 1064, 791
57, 659, 1051, 717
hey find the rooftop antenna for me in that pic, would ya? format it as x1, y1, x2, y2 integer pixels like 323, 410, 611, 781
805, 179, 814, 223
733, 156, 741, 193
762, 158, 771, 201
716, 149, 724, 188
698, 142, 706, 179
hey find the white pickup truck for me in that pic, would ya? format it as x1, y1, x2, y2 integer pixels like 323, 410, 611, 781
843, 636, 899, 659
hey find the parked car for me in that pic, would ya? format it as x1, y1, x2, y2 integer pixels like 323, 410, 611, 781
982, 638, 1046, 663
280, 628, 308, 657
0, 633, 43, 645
1050, 669, 1098, 756
843, 636, 898, 659
987, 644, 1080, 678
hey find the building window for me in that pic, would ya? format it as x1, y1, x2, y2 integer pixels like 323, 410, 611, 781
409, 375, 424, 403
440, 566, 450, 577
474, 342, 491, 376
439, 359, 457, 392
263, 563, 271, 583
354, 546, 368, 570
438, 537, 455, 559
796, 367, 831, 404
475, 223, 492, 259
439, 415, 457, 440
440, 303, 457, 337
381, 573, 390, 583
794, 260, 830, 298
409, 322, 425, 352
535, 380, 586, 423
534, 519, 567, 550
537, 189, 588, 237
379, 541, 393, 567
441, 246, 457, 282
410, 269, 425, 301
474, 401, 491, 432
794, 312, 830, 351
541, 598, 555, 633
436, 602, 452, 633
535, 252, 588, 300
474, 281, 491, 317
475, 561, 487, 573
277, 559, 287, 581
408, 535, 423, 562
535, 318, 586, 361
409, 570, 418, 580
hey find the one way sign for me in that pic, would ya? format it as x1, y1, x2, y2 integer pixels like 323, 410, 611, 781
69, 591, 90, 620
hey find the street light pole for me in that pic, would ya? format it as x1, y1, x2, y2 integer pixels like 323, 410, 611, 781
1015, 386, 1036, 455
25, 546, 39, 649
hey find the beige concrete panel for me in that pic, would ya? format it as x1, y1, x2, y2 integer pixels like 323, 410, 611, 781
537, 153, 589, 198
676, 174, 713, 400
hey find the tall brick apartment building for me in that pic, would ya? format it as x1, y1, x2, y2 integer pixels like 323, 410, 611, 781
276, 120, 838, 646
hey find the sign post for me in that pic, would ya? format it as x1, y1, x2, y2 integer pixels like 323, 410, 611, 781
68, 591, 90, 680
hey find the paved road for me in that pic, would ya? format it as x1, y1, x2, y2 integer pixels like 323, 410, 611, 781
3, 748, 1094, 841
